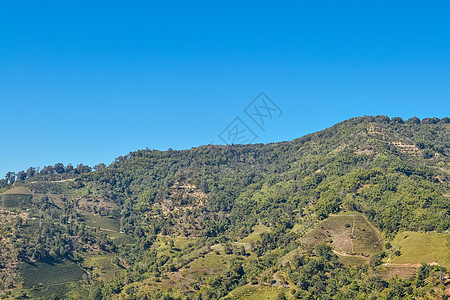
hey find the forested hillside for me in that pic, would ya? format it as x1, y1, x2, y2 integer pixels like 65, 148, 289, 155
1, 116, 449, 299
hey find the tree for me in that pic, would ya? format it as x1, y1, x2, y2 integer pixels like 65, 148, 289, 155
54, 163, 66, 174
41, 166, 54, 175
76, 164, 92, 174
94, 163, 106, 171
5, 172, 15, 184
416, 263, 430, 287
26, 167, 36, 178
66, 164, 74, 173
421, 117, 439, 124
406, 117, 420, 124
17, 171, 26, 181
391, 117, 404, 124
224, 242, 233, 255
369, 254, 382, 269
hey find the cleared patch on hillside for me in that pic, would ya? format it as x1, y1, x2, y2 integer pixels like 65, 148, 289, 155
227, 285, 289, 300
157, 236, 198, 250
156, 182, 208, 215
0, 187, 33, 208
81, 253, 122, 281
300, 215, 383, 256
80, 213, 119, 232
154, 236, 198, 258
337, 255, 369, 266
76, 196, 120, 217
240, 224, 271, 243
146, 181, 209, 236
391, 141, 420, 155
78, 213, 134, 245
389, 231, 450, 269
0, 187, 32, 196
178, 224, 264, 284
373, 265, 418, 280
181, 252, 233, 280
117, 274, 194, 299
18, 260, 85, 289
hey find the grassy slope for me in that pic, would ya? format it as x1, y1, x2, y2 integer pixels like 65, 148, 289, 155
389, 231, 450, 269
227, 285, 289, 300
240, 225, 271, 243
81, 253, 122, 281
80, 213, 119, 232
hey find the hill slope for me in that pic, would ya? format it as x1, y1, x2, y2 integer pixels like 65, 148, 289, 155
0, 116, 449, 299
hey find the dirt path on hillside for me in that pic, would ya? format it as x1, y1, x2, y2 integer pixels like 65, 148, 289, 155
332, 250, 366, 258
29, 178, 75, 184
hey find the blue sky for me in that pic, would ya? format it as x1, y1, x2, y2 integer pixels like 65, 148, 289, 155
1, 1, 449, 176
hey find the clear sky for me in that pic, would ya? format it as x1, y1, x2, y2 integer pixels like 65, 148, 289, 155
1, 1, 449, 176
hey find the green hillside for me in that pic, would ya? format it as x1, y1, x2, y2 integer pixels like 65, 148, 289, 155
0, 116, 449, 299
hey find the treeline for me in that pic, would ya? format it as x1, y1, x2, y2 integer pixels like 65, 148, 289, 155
0, 163, 106, 188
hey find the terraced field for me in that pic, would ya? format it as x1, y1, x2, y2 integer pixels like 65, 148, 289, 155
18, 260, 86, 298
79, 212, 135, 244
80, 213, 119, 232
19, 260, 85, 289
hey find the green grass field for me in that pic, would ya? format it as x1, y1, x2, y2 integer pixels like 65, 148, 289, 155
390, 231, 450, 269
300, 215, 383, 256
226, 285, 289, 300
155, 236, 198, 254
240, 224, 271, 243
80, 213, 119, 231
182, 252, 234, 280
109, 231, 135, 245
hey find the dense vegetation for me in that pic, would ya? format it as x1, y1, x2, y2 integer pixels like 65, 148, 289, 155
0, 116, 449, 299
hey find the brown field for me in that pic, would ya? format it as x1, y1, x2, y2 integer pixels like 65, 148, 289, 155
373, 265, 418, 280
0, 186, 32, 195
300, 215, 383, 256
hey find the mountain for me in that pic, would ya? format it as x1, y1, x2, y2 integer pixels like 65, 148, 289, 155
0, 116, 449, 299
